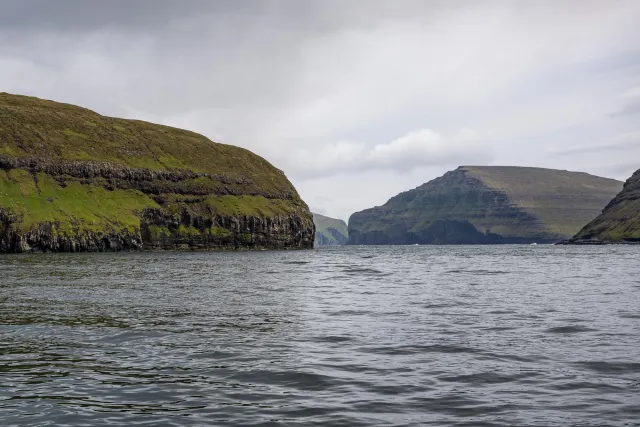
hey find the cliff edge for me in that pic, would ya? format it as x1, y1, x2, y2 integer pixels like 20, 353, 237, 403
0, 93, 314, 252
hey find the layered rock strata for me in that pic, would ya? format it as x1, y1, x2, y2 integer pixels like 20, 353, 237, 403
348, 166, 622, 245
0, 93, 314, 252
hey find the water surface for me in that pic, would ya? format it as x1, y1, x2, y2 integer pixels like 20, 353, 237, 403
1, 246, 639, 426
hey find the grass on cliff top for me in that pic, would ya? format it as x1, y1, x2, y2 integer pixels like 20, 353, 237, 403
0, 170, 158, 234
313, 213, 348, 244
0, 92, 297, 199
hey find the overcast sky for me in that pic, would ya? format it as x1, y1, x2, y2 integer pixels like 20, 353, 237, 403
1, 0, 639, 220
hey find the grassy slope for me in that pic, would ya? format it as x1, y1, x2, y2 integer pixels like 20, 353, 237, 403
465, 166, 622, 237
571, 169, 640, 241
0, 93, 295, 195
0, 169, 157, 234
313, 213, 348, 245
0, 93, 310, 236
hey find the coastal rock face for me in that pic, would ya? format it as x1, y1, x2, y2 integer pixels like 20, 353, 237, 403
0, 93, 314, 252
569, 168, 640, 244
313, 213, 348, 246
348, 166, 622, 245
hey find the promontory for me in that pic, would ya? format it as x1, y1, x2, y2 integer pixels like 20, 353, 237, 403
0, 93, 314, 252
348, 166, 622, 245
568, 167, 640, 244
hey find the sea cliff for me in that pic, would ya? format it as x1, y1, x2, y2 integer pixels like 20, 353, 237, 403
0, 93, 314, 252
313, 213, 348, 246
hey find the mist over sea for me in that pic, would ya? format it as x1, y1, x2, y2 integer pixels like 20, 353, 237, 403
1, 246, 639, 426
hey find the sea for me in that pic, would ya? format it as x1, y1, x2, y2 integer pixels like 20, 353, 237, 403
1, 245, 639, 426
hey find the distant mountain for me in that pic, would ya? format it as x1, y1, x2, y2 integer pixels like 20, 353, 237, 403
348, 166, 622, 245
569, 168, 640, 243
313, 213, 348, 246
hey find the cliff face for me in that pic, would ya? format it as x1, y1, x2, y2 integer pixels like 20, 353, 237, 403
569, 168, 640, 243
348, 166, 622, 245
0, 93, 314, 252
313, 213, 348, 246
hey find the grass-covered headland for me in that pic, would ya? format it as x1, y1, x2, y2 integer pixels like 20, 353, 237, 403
0, 93, 314, 252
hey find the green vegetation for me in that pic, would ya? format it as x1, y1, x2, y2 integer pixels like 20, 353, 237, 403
210, 226, 233, 237
313, 213, 348, 246
570, 169, 640, 242
348, 166, 622, 245
0, 170, 158, 235
0, 93, 314, 251
0, 92, 297, 197
205, 194, 299, 217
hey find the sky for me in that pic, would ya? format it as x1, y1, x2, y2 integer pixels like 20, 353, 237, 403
1, 0, 639, 221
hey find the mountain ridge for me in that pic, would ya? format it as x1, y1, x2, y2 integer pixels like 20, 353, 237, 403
348, 165, 622, 245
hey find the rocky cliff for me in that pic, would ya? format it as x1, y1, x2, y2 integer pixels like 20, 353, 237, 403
0, 93, 314, 252
568, 168, 640, 244
313, 213, 348, 246
348, 166, 622, 245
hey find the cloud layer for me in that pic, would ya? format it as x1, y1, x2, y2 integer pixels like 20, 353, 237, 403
1, 0, 639, 219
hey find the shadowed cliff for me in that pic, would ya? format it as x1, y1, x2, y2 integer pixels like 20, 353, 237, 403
0, 93, 314, 252
313, 213, 348, 246
348, 166, 622, 245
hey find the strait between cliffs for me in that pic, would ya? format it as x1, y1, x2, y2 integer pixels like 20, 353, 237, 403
0, 93, 314, 253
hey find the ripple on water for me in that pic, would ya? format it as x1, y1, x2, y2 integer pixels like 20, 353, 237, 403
0, 246, 639, 426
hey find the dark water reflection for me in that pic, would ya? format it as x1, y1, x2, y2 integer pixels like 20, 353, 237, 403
1, 246, 639, 426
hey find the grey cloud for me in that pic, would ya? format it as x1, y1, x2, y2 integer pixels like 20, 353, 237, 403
552, 138, 640, 156
1, 0, 639, 218
610, 100, 640, 117
0, 0, 453, 33
0, 0, 238, 31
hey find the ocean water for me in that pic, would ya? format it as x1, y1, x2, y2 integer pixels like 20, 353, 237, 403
0, 246, 639, 426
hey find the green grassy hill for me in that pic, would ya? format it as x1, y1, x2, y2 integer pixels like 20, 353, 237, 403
569, 168, 640, 243
313, 213, 348, 246
0, 93, 314, 252
348, 166, 622, 245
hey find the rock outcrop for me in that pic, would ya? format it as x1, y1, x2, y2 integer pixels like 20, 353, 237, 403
568, 168, 640, 244
313, 213, 348, 246
0, 93, 314, 252
348, 166, 622, 245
